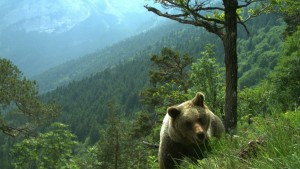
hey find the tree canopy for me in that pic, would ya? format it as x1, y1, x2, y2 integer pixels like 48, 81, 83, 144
11, 123, 78, 169
0, 58, 59, 137
140, 48, 193, 109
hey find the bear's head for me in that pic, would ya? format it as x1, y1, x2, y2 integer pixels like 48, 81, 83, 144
167, 92, 211, 145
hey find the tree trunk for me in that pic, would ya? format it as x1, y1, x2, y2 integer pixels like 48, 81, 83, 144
223, 0, 238, 133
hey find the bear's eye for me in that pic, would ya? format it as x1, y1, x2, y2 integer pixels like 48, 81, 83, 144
198, 117, 205, 125
185, 121, 192, 128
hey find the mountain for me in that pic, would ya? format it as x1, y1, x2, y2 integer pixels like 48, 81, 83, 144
0, 0, 161, 76
33, 22, 185, 93
34, 13, 283, 93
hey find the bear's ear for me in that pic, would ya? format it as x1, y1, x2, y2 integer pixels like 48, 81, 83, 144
167, 107, 181, 119
192, 92, 205, 107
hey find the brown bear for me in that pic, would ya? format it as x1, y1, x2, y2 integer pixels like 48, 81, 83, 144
158, 92, 225, 169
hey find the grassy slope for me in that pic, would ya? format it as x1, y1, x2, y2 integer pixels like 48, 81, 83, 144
180, 110, 300, 169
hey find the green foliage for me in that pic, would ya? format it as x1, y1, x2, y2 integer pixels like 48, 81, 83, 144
272, 0, 300, 34
238, 81, 281, 118
238, 26, 300, 116
276, 0, 300, 15
238, 22, 285, 89
141, 47, 193, 109
190, 43, 225, 115
93, 101, 124, 169
0, 58, 60, 137
238, 67, 268, 89
77, 102, 157, 169
74, 145, 102, 169
268, 27, 300, 110
130, 111, 155, 139
153, 81, 190, 108
150, 48, 192, 91
147, 155, 159, 169
41, 57, 150, 142
11, 122, 78, 169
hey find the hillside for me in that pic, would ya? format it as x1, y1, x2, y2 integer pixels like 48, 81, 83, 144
33, 22, 187, 93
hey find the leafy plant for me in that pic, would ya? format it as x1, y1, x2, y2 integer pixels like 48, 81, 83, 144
190, 43, 225, 115
11, 123, 78, 169
141, 47, 193, 109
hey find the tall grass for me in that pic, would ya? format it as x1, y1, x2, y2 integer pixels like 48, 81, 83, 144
185, 109, 300, 169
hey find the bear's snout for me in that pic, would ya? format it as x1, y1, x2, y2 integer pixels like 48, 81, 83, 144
197, 132, 206, 140
194, 123, 206, 141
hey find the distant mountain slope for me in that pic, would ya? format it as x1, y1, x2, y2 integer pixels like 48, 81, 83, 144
0, 0, 159, 76
41, 56, 150, 142
33, 22, 195, 93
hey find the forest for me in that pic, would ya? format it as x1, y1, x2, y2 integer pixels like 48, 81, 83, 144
0, 0, 299, 169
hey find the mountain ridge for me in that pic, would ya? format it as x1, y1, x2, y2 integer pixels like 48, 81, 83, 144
0, 0, 158, 76
33, 21, 184, 93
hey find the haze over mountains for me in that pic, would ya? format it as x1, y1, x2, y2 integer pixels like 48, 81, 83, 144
33, 22, 185, 93
0, 0, 162, 76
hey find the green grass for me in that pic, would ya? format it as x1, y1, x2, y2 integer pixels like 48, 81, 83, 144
183, 109, 300, 169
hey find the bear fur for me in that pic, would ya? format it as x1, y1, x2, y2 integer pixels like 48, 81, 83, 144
158, 92, 225, 169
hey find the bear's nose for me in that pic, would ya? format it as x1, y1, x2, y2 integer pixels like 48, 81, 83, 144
197, 132, 205, 140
